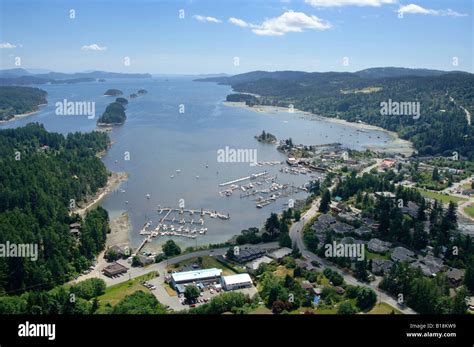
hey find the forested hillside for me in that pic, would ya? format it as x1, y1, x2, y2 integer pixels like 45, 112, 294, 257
200, 68, 474, 159
0, 123, 111, 294
0, 86, 48, 121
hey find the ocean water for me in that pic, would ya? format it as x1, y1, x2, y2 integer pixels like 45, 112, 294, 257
1, 77, 393, 248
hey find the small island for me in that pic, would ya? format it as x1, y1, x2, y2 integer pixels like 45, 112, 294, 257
255, 130, 277, 144
97, 78, 106, 82
115, 97, 129, 106
104, 89, 123, 96
137, 89, 148, 95
129, 93, 138, 99
97, 102, 127, 125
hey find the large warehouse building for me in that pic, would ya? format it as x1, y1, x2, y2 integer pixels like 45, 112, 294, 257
171, 268, 223, 288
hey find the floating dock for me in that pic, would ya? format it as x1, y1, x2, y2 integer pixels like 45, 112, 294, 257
218, 171, 267, 187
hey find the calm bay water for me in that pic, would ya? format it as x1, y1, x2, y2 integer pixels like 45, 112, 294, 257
1, 77, 393, 249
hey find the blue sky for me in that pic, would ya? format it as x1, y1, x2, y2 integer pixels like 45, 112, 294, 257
0, 0, 472, 74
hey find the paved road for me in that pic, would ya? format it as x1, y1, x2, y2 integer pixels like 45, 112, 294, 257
73, 242, 279, 287
289, 185, 417, 314
441, 175, 474, 222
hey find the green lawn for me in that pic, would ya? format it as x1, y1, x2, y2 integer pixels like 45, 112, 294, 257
464, 205, 474, 218
417, 189, 467, 204
365, 250, 391, 261
368, 302, 403, 315
97, 272, 158, 308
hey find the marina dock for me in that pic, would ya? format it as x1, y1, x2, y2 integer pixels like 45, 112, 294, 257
218, 171, 267, 187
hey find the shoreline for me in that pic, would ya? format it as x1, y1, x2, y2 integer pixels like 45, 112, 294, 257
0, 103, 47, 124
74, 171, 129, 217
224, 101, 415, 157
107, 211, 132, 247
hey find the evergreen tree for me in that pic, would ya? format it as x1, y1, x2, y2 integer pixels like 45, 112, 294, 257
318, 190, 331, 213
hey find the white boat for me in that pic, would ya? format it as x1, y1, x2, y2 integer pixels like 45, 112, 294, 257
146, 194, 150, 199
170, 174, 174, 178
176, 169, 181, 173
196, 176, 199, 179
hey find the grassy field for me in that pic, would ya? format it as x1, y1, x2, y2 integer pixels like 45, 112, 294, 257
97, 272, 158, 308
365, 250, 391, 261
273, 265, 294, 278
464, 205, 474, 218
417, 189, 467, 204
368, 302, 403, 314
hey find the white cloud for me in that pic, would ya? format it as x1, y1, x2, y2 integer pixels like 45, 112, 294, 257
398, 4, 467, 17
230, 11, 331, 36
229, 17, 249, 28
81, 44, 107, 51
0, 42, 16, 49
305, 0, 396, 7
193, 15, 222, 23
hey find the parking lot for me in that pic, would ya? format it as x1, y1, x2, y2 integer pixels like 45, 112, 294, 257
145, 274, 258, 311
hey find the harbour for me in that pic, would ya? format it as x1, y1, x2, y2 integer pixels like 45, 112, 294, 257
0, 77, 398, 249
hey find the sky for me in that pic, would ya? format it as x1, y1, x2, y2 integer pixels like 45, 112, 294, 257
0, 0, 472, 74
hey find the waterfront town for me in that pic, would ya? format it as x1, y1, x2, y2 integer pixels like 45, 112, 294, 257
73, 130, 474, 315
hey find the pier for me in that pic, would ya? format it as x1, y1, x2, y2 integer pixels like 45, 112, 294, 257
135, 206, 230, 253
218, 171, 267, 187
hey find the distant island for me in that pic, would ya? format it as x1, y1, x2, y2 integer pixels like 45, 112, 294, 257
97, 102, 126, 125
115, 97, 129, 106
129, 93, 138, 99
255, 130, 277, 144
0, 68, 152, 86
0, 86, 47, 121
104, 89, 123, 96
137, 89, 148, 95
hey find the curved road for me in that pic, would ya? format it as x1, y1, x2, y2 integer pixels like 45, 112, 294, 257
289, 197, 417, 314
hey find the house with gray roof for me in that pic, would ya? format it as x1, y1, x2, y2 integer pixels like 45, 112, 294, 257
446, 268, 465, 286
391, 246, 415, 263
367, 238, 392, 253
312, 221, 329, 233
411, 255, 443, 277
354, 226, 372, 237
331, 222, 354, 234
318, 214, 336, 226
371, 259, 394, 275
